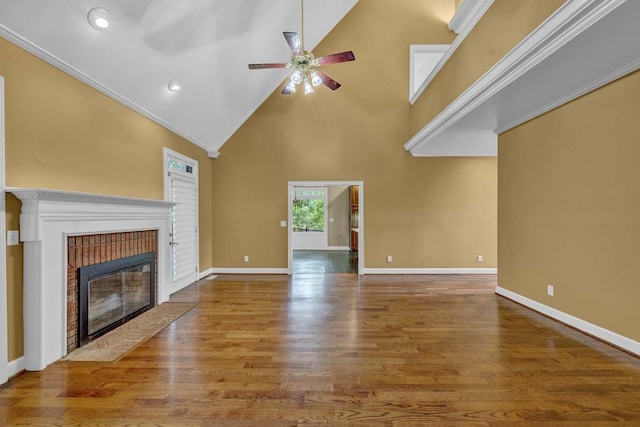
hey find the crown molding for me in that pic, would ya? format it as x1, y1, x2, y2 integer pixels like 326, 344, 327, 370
208, 150, 221, 159
448, 0, 494, 34
0, 26, 211, 154
405, 0, 633, 155
409, 0, 494, 105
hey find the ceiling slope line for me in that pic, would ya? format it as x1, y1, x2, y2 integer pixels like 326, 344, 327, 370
404, 0, 628, 154
0, 25, 210, 153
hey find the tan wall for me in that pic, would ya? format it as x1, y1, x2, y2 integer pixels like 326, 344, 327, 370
212, 0, 497, 269
1, 38, 213, 360
498, 69, 640, 341
5, 194, 23, 361
327, 186, 349, 247
410, 0, 564, 135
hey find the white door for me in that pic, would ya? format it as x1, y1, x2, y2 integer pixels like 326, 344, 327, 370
164, 149, 198, 294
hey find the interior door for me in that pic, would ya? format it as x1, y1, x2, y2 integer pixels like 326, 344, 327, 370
165, 149, 198, 293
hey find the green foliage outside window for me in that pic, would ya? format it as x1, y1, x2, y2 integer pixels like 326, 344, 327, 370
292, 199, 325, 232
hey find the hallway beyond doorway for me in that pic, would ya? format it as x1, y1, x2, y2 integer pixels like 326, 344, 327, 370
293, 250, 357, 274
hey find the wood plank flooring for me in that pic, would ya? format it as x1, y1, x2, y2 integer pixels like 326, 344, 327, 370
2, 274, 640, 426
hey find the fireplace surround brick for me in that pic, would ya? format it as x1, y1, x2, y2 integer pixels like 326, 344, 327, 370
66, 230, 158, 352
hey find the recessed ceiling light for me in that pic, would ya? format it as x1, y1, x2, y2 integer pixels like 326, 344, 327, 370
168, 80, 182, 91
87, 8, 110, 30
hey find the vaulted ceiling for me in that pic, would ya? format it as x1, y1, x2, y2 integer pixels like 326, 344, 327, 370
0, 0, 358, 156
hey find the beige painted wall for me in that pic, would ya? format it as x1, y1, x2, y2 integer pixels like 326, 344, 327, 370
212, 0, 497, 270
1, 38, 213, 360
328, 186, 349, 247
410, 0, 564, 135
499, 70, 640, 342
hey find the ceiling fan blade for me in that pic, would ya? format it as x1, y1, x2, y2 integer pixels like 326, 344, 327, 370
315, 51, 355, 65
283, 32, 303, 55
316, 71, 341, 91
248, 63, 288, 70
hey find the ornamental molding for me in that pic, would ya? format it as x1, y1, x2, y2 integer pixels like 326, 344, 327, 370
405, 0, 632, 154
7, 187, 174, 209
409, 0, 494, 105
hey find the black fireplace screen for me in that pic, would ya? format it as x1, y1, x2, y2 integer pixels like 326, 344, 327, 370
78, 252, 155, 346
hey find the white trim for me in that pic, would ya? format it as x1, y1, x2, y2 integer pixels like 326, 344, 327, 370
449, 0, 495, 34
0, 76, 7, 385
207, 151, 221, 159
325, 246, 351, 251
363, 268, 497, 275
493, 56, 640, 134
163, 148, 199, 295
405, 0, 629, 152
211, 268, 289, 275
409, 0, 494, 105
0, 26, 209, 153
288, 181, 364, 275
7, 356, 24, 379
7, 187, 174, 371
409, 44, 449, 100
198, 268, 214, 280
496, 286, 640, 357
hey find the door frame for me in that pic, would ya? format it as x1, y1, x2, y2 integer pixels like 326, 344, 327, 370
163, 147, 199, 293
288, 181, 364, 275
1, 77, 8, 384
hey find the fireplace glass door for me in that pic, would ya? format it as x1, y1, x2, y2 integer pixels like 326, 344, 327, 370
87, 264, 152, 336
79, 252, 156, 345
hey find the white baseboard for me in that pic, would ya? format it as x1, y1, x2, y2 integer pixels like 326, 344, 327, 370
8, 356, 25, 378
363, 268, 497, 275
211, 268, 289, 275
198, 268, 214, 280
496, 286, 640, 357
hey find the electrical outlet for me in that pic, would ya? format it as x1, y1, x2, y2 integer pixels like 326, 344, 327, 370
243, 255, 249, 263
7, 230, 19, 246
387, 255, 393, 263
329, 218, 335, 223
477, 255, 483, 262
280, 220, 287, 227
547, 285, 554, 296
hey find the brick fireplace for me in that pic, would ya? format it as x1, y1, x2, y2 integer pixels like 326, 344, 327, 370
8, 188, 173, 371
66, 231, 158, 353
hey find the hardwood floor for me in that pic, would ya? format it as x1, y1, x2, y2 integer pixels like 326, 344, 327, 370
2, 274, 640, 426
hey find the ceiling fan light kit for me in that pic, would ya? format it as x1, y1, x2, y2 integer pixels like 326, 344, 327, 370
248, 0, 355, 95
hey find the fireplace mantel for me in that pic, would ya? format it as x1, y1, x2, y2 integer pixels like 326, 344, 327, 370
7, 188, 174, 371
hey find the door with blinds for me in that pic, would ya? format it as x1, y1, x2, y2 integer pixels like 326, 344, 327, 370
164, 149, 198, 294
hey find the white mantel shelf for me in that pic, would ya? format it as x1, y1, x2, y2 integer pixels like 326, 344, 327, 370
7, 187, 174, 371
8, 187, 174, 208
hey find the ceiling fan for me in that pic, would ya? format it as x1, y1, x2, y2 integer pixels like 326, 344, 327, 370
248, 0, 355, 95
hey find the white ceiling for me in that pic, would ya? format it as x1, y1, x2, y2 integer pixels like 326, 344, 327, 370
0, 0, 358, 156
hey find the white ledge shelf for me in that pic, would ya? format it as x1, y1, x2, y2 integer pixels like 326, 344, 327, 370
406, 0, 640, 157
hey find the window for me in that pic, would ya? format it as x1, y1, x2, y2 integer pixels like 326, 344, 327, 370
292, 187, 326, 232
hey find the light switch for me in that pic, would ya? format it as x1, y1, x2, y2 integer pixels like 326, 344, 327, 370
280, 220, 287, 227
329, 218, 335, 223
7, 230, 20, 246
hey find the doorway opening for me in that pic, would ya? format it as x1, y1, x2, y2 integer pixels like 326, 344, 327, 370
288, 181, 363, 275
